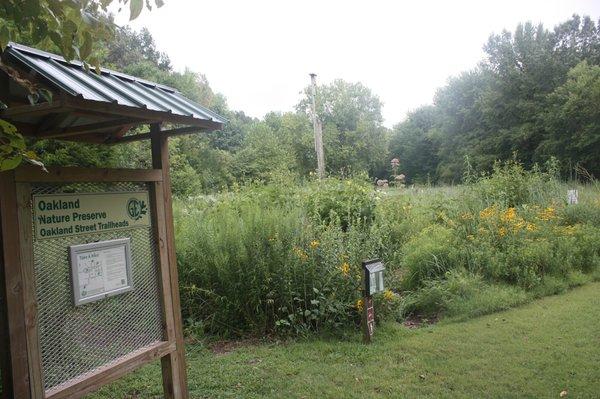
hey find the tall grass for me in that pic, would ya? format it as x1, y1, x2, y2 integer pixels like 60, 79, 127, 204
174, 181, 379, 336
174, 161, 600, 337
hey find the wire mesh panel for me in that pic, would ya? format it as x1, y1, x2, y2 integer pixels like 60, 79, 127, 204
31, 182, 164, 392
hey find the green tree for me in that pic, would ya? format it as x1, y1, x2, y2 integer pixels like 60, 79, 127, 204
390, 15, 600, 183
536, 61, 600, 177
0, 0, 164, 170
297, 80, 389, 177
103, 27, 171, 71
235, 118, 298, 181
389, 106, 439, 183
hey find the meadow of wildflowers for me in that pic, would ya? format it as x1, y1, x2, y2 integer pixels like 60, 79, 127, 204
174, 161, 600, 337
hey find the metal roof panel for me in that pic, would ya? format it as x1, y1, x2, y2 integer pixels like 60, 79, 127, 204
2, 42, 227, 125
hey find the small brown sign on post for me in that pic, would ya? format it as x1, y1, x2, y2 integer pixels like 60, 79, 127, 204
362, 296, 375, 344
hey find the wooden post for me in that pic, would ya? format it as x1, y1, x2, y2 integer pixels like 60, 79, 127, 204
150, 123, 189, 399
0, 171, 32, 398
309, 73, 325, 179
0, 71, 10, 106
0, 193, 11, 399
16, 183, 44, 399
362, 294, 374, 344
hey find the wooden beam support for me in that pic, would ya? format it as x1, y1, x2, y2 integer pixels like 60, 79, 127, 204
151, 124, 189, 399
150, 179, 179, 398
113, 125, 207, 144
45, 340, 175, 399
10, 121, 37, 136
0, 100, 66, 119
0, 171, 32, 399
67, 108, 155, 124
16, 184, 44, 398
112, 124, 136, 140
0, 194, 12, 399
15, 166, 163, 183
0, 71, 9, 104
35, 118, 144, 139
36, 112, 72, 133
44, 132, 120, 144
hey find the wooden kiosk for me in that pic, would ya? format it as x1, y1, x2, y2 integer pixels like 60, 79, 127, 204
0, 43, 225, 398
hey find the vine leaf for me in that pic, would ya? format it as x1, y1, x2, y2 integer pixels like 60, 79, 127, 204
130, 0, 144, 20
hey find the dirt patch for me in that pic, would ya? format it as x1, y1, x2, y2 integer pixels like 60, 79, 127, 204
209, 337, 266, 355
403, 314, 439, 328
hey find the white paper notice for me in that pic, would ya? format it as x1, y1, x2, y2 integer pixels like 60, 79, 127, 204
370, 272, 377, 295
77, 246, 128, 300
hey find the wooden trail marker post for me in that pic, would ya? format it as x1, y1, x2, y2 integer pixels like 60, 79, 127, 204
362, 259, 385, 344
0, 43, 226, 399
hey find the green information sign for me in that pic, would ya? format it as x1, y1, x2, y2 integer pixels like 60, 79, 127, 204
33, 192, 150, 239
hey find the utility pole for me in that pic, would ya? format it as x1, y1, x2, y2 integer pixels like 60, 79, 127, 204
309, 73, 325, 179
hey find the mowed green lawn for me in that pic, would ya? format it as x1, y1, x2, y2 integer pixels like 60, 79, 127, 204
90, 283, 600, 398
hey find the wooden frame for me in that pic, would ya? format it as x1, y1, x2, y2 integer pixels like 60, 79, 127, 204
1, 42, 222, 397
0, 170, 30, 399
0, 126, 189, 398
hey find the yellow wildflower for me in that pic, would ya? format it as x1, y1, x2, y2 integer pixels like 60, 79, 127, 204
526, 223, 537, 232
501, 207, 516, 223
513, 219, 526, 231
563, 225, 577, 236
538, 207, 556, 221
293, 246, 309, 262
309, 240, 320, 249
437, 211, 455, 227
498, 227, 507, 237
356, 299, 364, 312
460, 212, 473, 220
383, 289, 395, 301
340, 262, 350, 276
479, 205, 496, 219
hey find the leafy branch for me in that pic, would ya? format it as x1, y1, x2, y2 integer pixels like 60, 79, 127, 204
0, 0, 165, 171
0, 119, 46, 170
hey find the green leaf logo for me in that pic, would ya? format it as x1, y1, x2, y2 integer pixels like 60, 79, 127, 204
126, 198, 147, 221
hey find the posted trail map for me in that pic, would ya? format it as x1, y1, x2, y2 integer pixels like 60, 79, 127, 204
70, 238, 133, 305
76, 246, 128, 299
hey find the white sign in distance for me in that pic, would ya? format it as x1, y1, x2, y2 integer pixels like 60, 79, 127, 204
567, 189, 578, 205
69, 238, 133, 306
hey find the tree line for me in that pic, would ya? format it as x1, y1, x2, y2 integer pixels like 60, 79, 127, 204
391, 15, 600, 183
4, 12, 600, 193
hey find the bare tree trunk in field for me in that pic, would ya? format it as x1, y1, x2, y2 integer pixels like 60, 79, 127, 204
309, 73, 325, 179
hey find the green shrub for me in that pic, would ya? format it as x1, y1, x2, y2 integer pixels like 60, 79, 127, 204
175, 184, 383, 337
305, 177, 376, 230
472, 158, 562, 207
561, 203, 600, 227
400, 225, 463, 290
398, 270, 529, 319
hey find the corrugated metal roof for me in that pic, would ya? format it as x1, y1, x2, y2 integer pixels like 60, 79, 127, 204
2, 42, 227, 125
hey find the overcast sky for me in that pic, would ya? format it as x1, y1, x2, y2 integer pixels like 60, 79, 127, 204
115, 0, 600, 127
